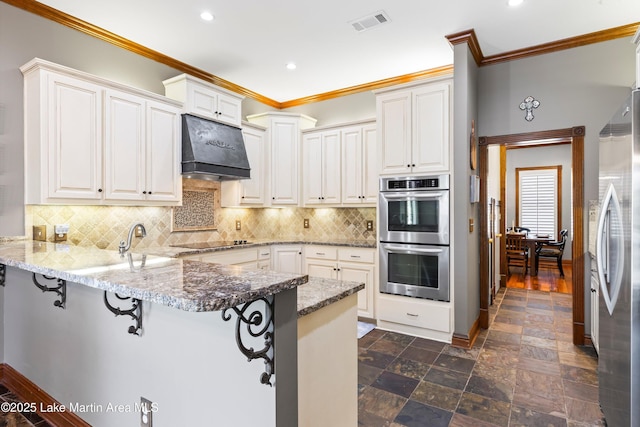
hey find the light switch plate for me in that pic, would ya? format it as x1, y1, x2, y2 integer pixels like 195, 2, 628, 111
469, 218, 474, 232
304, 218, 309, 228
366, 220, 374, 231
235, 220, 241, 231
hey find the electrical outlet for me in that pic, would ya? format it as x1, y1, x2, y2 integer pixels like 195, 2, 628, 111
235, 220, 242, 231
32, 225, 46, 242
366, 220, 374, 231
140, 397, 153, 427
303, 218, 309, 228
134, 225, 145, 238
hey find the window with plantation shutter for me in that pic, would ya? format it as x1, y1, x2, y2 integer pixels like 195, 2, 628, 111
516, 166, 561, 237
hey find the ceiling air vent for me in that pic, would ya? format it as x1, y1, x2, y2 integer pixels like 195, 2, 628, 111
349, 10, 391, 32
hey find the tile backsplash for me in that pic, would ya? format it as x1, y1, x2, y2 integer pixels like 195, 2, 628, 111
26, 183, 376, 251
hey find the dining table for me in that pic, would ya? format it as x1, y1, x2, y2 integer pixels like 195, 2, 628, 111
523, 233, 552, 275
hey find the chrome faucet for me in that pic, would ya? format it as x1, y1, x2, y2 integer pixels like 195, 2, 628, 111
119, 223, 147, 255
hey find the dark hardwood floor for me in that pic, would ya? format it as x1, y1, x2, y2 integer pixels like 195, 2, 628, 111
506, 261, 572, 294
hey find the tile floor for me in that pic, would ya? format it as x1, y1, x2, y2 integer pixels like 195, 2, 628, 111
0, 287, 603, 427
358, 287, 603, 427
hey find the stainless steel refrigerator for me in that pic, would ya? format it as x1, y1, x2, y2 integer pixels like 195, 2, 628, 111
596, 88, 640, 427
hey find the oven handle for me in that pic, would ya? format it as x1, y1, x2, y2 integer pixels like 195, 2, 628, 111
383, 245, 444, 254
381, 191, 448, 200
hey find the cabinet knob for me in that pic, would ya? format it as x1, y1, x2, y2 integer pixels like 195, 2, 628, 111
407, 164, 411, 168
143, 191, 147, 194
272, 197, 275, 200
412, 164, 416, 167
148, 191, 152, 194
98, 188, 103, 193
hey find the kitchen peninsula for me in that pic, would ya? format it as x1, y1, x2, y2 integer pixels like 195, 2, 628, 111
0, 239, 362, 427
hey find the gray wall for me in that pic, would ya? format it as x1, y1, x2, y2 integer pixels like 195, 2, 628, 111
0, 2, 189, 236
452, 42, 480, 338
506, 144, 573, 259
478, 36, 636, 335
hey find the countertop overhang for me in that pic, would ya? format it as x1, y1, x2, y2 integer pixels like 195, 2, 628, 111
0, 241, 308, 312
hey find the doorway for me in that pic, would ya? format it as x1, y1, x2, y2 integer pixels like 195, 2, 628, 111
478, 126, 586, 346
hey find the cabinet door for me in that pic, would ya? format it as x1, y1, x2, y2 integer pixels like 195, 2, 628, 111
239, 125, 266, 204
341, 127, 363, 204
306, 259, 338, 280
272, 246, 303, 274
216, 92, 242, 126
362, 124, 378, 204
322, 130, 342, 204
187, 84, 218, 120
303, 133, 324, 204
271, 119, 299, 205
340, 262, 375, 319
146, 100, 181, 202
47, 73, 103, 199
412, 83, 450, 173
104, 89, 145, 201
591, 276, 599, 354
377, 91, 411, 175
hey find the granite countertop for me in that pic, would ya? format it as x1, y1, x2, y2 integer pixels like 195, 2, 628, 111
297, 277, 364, 318
149, 239, 376, 258
0, 241, 307, 312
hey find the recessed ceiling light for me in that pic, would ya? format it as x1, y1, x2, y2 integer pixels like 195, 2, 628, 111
286, 62, 297, 70
200, 11, 214, 21
508, 0, 524, 6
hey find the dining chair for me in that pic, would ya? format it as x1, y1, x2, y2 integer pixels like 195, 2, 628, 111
506, 233, 529, 276
535, 229, 569, 277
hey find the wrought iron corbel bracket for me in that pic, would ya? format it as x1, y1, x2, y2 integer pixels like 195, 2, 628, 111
32, 274, 66, 309
103, 291, 143, 336
222, 297, 274, 386
0, 264, 5, 287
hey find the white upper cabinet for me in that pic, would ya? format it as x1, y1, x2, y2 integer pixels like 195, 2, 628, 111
163, 74, 243, 127
247, 113, 317, 206
145, 99, 182, 202
104, 89, 145, 201
302, 129, 341, 205
341, 122, 377, 205
221, 122, 268, 207
376, 79, 451, 175
21, 58, 182, 205
104, 90, 181, 202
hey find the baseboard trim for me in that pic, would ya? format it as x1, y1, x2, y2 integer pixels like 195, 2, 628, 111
0, 363, 91, 427
451, 316, 481, 349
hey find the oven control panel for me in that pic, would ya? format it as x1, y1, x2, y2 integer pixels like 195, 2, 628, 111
380, 174, 449, 191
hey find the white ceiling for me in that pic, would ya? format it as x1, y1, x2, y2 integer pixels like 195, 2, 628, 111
36, 0, 640, 102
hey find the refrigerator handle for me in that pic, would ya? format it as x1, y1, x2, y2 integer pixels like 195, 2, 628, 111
596, 183, 624, 316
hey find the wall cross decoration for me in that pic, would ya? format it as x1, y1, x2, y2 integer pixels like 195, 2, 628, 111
519, 96, 540, 121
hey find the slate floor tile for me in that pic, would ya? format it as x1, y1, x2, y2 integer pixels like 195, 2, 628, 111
372, 371, 419, 398
394, 400, 453, 427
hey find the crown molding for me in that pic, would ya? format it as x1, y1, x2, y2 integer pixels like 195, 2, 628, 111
1, 0, 281, 108
279, 65, 454, 109
445, 29, 483, 67
3, 0, 638, 108
481, 22, 639, 66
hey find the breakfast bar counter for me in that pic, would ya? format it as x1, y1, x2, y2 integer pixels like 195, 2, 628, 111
0, 239, 362, 427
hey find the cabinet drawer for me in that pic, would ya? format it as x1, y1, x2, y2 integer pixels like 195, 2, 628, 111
305, 245, 337, 260
339, 247, 375, 264
257, 247, 271, 260
377, 295, 451, 333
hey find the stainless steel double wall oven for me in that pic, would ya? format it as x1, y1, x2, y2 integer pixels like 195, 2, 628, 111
379, 175, 450, 302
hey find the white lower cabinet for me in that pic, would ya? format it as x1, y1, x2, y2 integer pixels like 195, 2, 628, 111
591, 272, 599, 354
376, 294, 452, 343
304, 245, 376, 319
271, 245, 304, 274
